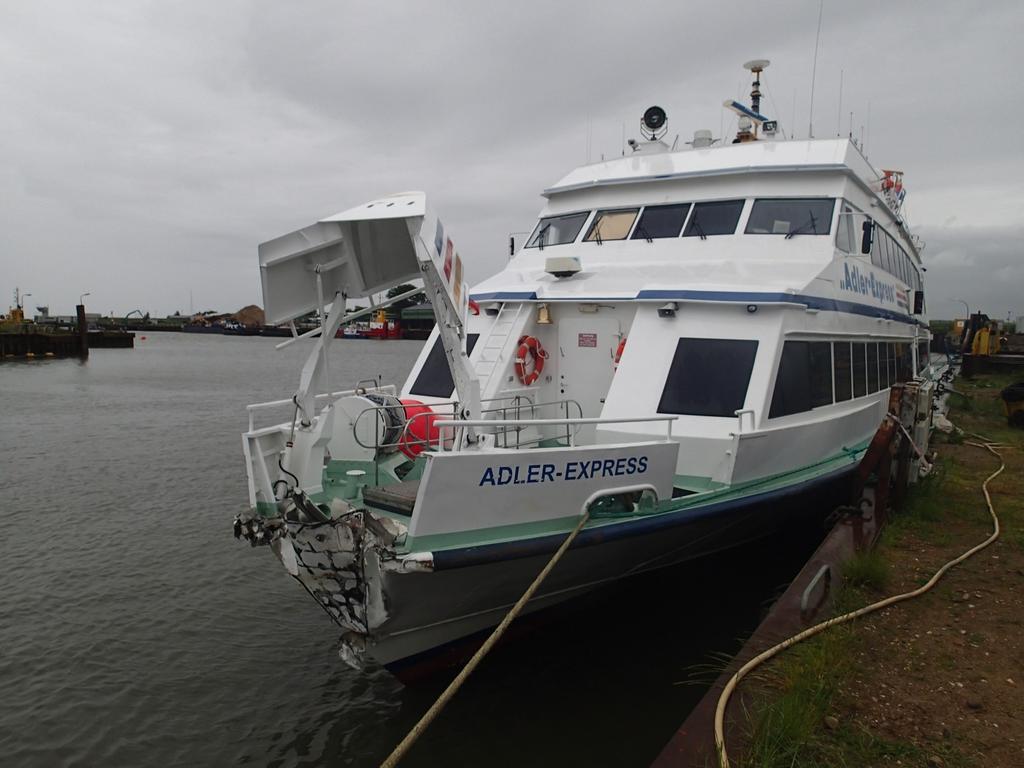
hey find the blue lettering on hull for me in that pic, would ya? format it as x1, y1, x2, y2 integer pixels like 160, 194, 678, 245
479, 455, 649, 486
840, 263, 896, 305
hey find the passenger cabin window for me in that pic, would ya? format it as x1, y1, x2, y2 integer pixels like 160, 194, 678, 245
769, 341, 833, 418
852, 343, 867, 398
863, 216, 920, 292
867, 343, 880, 393
745, 198, 835, 236
409, 334, 480, 397
682, 200, 744, 238
585, 208, 639, 242
879, 342, 891, 388
658, 338, 758, 417
631, 203, 691, 240
834, 342, 853, 402
526, 212, 589, 248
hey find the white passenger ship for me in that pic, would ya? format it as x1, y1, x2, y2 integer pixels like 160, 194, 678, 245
237, 62, 931, 673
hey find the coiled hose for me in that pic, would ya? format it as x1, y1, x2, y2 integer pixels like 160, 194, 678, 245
714, 437, 1006, 768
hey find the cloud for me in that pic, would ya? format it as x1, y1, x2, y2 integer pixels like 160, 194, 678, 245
0, 0, 1021, 317
918, 225, 1024, 321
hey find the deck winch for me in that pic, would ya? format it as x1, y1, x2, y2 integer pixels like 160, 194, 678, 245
330, 392, 441, 459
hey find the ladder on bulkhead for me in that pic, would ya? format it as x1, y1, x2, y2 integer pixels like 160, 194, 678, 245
473, 302, 524, 380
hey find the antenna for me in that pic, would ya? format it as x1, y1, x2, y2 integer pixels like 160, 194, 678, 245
791, 89, 797, 139
836, 69, 843, 136
808, 0, 824, 138
743, 59, 770, 115
865, 100, 871, 156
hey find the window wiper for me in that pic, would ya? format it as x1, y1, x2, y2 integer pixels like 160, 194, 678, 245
635, 224, 653, 243
785, 210, 818, 239
691, 214, 707, 240
593, 223, 603, 245
536, 223, 551, 250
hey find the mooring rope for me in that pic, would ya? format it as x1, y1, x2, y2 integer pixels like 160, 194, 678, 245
380, 509, 592, 768
714, 438, 1006, 768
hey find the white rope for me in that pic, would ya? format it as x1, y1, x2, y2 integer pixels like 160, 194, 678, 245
714, 439, 1006, 768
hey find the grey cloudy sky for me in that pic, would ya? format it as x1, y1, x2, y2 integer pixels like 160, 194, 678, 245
2, 0, 1021, 321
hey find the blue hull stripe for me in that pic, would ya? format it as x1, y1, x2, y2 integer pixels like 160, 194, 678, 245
469, 288, 920, 326
430, 462, 856, 570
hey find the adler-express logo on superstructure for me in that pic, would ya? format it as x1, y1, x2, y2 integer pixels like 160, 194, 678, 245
840, 262, 896, 306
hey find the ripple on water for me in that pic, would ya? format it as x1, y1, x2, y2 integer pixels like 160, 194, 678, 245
0, 335, 825, 767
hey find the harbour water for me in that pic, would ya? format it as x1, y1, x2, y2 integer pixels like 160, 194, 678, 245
0, 334, 826, 767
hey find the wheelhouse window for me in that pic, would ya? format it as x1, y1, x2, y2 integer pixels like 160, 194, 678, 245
657, 338, 758, 417
525, 212, 589, 248
836, 202, 857, 254
769, 341, 834, 418
584, 208, 639, 243
682, 200, 744, 238
409, 334, 479, 397
744, 198, 835, 236
631, 203, 691, 240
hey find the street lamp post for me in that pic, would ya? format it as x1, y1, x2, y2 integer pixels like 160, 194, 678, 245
952, 298, 969, 320
79, 292, 91, 306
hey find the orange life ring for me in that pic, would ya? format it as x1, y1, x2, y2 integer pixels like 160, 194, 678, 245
614, 337, 627, 369
514, 335, 548, 385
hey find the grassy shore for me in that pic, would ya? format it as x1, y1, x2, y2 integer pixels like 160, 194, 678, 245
739, 371, 1024, 768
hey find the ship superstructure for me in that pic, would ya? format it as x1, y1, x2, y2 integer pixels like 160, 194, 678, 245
236, 62, 933, 671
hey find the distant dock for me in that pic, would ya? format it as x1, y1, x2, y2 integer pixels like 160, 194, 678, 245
1, 303, 133, 360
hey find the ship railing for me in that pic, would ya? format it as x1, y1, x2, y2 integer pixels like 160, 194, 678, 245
351, 396, 586, 454
245, 383, 397, 432
433, 414, 677, 452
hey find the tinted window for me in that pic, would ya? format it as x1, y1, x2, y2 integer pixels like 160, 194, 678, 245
745, 198, 835, 235
834, 342, 852, 402
658, 338, 758, 417
631, 203, 691, 240
868, 222, 883, 266
769, 341, 833, 418
894, 343, 911, 382
683, 200, 744, 237
879, 342, 891, 388
867, 343, 880, 393
585, 208, 638, 242
409, 334, 480, 397
770, 342, 811, 418
871, 223, 884, 267
526, 212, 589, 248
809, 342, 833, 407
852, 342, 867, 398
837, 203, 854, 254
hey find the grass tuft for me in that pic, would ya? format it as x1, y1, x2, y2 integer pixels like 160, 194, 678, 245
840, 549, 890, 593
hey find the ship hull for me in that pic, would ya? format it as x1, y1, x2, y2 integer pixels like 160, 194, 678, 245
358, 462, 856, 671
